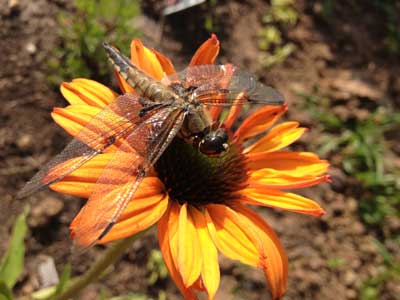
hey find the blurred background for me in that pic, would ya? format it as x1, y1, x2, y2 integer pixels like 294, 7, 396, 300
0, 0, 399, 299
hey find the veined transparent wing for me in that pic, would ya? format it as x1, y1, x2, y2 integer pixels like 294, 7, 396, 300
17, 94, 148, 199
71, 106, 185, 248
163, 64, 285, 106
162, 63, 235, 88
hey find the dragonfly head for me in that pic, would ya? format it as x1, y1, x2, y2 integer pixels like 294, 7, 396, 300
198, 128, 229, 157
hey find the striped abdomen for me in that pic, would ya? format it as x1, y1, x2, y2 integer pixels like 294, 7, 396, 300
103, 42, 178, 103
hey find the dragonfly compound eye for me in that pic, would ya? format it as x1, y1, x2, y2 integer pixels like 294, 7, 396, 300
198, 128, 229, 157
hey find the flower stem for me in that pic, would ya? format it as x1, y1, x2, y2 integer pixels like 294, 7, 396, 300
55, 234, 141, 300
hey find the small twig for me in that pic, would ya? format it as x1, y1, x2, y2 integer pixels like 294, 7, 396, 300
51, 234, 141, 300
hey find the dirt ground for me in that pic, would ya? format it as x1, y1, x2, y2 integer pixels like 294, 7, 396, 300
0, 0, 399, 299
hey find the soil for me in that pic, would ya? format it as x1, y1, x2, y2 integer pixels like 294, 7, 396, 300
1, 0, 399, 300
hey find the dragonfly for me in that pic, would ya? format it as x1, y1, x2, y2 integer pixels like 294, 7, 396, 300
18, 42, 284, 248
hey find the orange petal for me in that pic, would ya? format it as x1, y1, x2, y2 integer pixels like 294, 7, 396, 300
248, 174, 331, 189
246, 151, 329, 176
45, 153, 130, 195
223, 92, 245, 129
49, 153, 163, 199
206, 204, 288, 299
70, 79, 118, 105
51, 176, 163, 199
158, 203, 198, 300
166, 202, 180, 269
234, 105, 287, 142
115, 71, 135, 94
95, 194, 168, 244
69, 172, 164, 247
190, 206, 220, 299
131, 39, 164, 80
60, 80, 117, 108
177, 203, 202, 287
208, 106, 223, 122
151, 48, 176, 76
206, 63, 236, 122
240, 188, 326, 217
232, 203, 288, 300
190, 278, 205, 296
51, 105, 101, 137
189, 34, 220, 66
51, 104, 134, 152
205, 204, 259, 266
245, 122, 307, 154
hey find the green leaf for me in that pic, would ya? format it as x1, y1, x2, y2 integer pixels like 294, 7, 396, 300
0, 206, 29, 289
0, 281, 13, 300
53, 264, 71, 298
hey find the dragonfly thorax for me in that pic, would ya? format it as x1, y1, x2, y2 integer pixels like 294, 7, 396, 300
169, 83, 198, 102
172, 98, 228, 157
165, 83, 228, 157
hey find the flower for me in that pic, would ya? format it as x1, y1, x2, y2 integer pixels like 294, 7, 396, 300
49, 34, 329, 300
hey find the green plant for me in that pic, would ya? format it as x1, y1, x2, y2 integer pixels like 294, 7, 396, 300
360, 239, 400, 300
299, 91, 400, 298
258, 0, 298, 68
147, 249, 168, 285
0, 210, 148, 300
300, 92, 400, 227
0, 207, 29, 300
371, 0, 400, 54
340, 109, 400, 226
318, 0, 335, 20
326, 257, 346, 270
204, 0, 218, 33
48, 0, 141, 86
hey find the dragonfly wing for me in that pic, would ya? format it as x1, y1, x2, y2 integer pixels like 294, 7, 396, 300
193, 74, 285, 105
162, 64, 235, 87
71, 106, 185, 248
163, 64, 284, 106
17, 94, 146, 199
